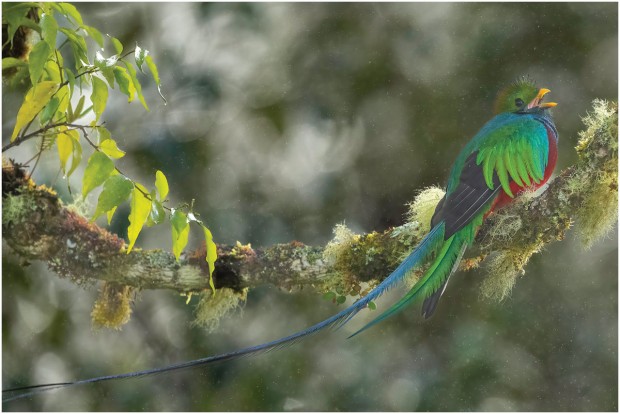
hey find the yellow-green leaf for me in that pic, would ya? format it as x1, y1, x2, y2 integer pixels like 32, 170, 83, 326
29, 41, 52, 85
73, 94, 86, 121
55, 128, 81, 178
122, 61, 149, 111
56, 129, 73, 173
40, 13, 58, 49
2, 57, 27, 70
65, 67, 76, 92
82, 152, 115, 196
82, 25, 104, 47
12, 81, 59, 140
113, 66, 136, 103
93, 175, 133, 220
43, 59, 61, 82
107, 206, 117, 225
126, 184, 152, 254
155, 170, 169, 200
55, 85, 70, 115
201, 224, 218, 294
97, 126, 111, 142
110, 36, 123, 54
40, 96, 59, 125
145, 55, 166, 104
59, 28, 88, 69
99, 139, 126, 159
170, 209, 189, 261
58, 2, 83, 25
91, 76, 108, 121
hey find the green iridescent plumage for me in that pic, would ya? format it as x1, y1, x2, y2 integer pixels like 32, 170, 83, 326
350, 79, 557, 336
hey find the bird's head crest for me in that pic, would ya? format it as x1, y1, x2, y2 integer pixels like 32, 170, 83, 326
494, 77, 557, 114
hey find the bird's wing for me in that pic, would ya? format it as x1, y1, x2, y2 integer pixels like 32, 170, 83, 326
432, 116, 549, 239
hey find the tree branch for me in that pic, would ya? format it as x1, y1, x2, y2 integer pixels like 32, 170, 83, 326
2, 100, 617, 326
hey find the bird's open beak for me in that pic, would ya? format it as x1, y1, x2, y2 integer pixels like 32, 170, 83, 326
528, 88, 558, 109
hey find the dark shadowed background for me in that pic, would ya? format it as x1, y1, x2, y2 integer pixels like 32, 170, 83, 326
2, 2, 618, 411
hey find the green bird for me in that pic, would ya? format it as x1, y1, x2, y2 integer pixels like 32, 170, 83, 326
3, 78, 558, 401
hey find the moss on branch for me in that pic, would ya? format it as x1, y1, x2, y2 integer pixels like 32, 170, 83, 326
2, 100, 617, 328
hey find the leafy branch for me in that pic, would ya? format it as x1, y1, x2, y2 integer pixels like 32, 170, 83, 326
2, 2, 217, 292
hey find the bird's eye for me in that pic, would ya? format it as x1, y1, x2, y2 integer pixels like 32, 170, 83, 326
515, 98, 525, 108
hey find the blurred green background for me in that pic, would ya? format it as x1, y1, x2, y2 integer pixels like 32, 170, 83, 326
2, 2, 617, 411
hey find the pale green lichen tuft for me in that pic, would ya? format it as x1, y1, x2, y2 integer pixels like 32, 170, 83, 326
406, 186, 445, 234
192, 288, 248, 332
323, 223, 360, 264
91, 282, 134, 329
574, 100, 618, 248
575, 168, 618, 248
481, 241, 543, 302
576, 99, 618, 153
478, 212, 523, 251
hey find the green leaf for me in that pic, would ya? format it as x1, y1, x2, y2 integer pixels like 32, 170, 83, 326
82, 25, 104, 47
145, 55, 166, 104
2, 57, 27, 70
99, 139, 126, 159
97, 126, 112, 143
29, 41, 52, 85
122, 61, 149, 111
336, 295, 347, 304
135, 45, 148, 72
91, 76, 108, 121
11, 81, 59, 141
201, 224, 218, 294
54, 127, 81, 177
40, 97, 59, 125
148, 199, 166, 226
73, 95, 86, 121
368, 301, 377, 311
68, 132, 83, 177
93, 175, 133, 220
65, 67, 76, 92
54, 85, 70, 115
110, 36, 123, 54
104, 172, 120, 224
3, 5, 41, 45
58, 2, 83, 25
322, 292, 337, 301
40, 13, 58, 49
43, 59, 61, 82
59, 28, 88, 68
107, 206, 117, 225
155, 170, 169, 200
94, 51, 118, 69
170, 209, 189, 261
56, 128, 73, 173
126, 184, 152, 253
113, 66, 136, 102
94, 51, 118, 86
82, 152, 115, 196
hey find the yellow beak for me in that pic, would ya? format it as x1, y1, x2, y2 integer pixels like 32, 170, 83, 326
530, 88, 557, 109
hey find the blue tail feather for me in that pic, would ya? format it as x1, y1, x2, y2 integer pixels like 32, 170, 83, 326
3, 224, 445, 402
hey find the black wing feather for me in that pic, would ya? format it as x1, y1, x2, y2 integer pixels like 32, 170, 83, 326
431, 151, 501, 239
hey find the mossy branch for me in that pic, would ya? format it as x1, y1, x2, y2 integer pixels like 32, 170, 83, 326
2, 100, 617, 328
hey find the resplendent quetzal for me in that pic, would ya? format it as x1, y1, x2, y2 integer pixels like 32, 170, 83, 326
3, 78, 558, 401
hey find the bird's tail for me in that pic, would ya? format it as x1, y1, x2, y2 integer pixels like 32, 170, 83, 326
3, 224, 445, 403
348, 226, 469, 338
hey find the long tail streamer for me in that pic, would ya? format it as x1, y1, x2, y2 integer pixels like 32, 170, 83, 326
3, 225, 445, 402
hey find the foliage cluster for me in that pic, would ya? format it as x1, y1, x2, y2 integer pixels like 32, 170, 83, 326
2, 2, 217, 294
